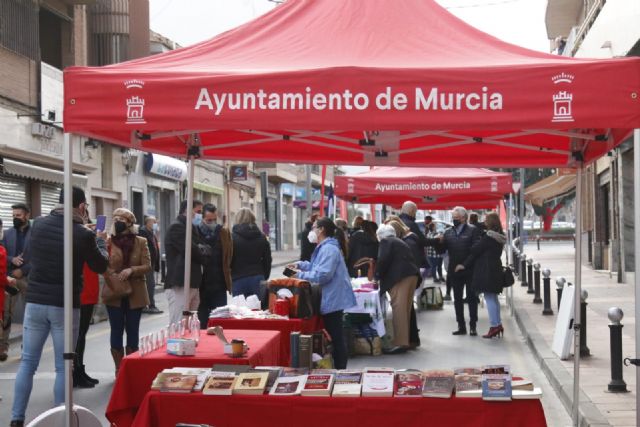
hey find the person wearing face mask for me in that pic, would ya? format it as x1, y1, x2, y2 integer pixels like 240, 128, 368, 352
103, 208, 151, 374
230, 208, 271, 298
292, 217, 356, 369
164, 199, 206, 326
425, 206, 481, 336
11, 187, 108, 427
197, 204, 233, 326
139, 215, 162, 314
0, 203, 32, 362
299, 213, 318, 262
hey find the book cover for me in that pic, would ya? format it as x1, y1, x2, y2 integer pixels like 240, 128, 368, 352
233, 372, 269, 395
332, 371, 363, 397
203, 372, 237, 395
301, 374, 335, 396
160, 374, 198, 393
454, 367, 482, 376
512, 379, 534, 391
270, 375, 307, 396
168, 367, 210, 391
299, 334, 313, 369
362, 369, 395, 397
151, 370, 179, 390
211, 364, 252, 374
290, 332, 300, 368
481, 364, 510, 375
512, 387, 543, 399
251, 367, 283, 393
482, 373, 512, 401
281, 367, 310, 377
310, 369, 337, 375
422, 369, 455, 398
454, 374, 482, 398
312, 331, 326, 355
394, 371, 423, 397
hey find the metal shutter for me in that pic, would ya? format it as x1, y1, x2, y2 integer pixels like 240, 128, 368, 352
0, 175, 28, 229
40, 183, 62, 216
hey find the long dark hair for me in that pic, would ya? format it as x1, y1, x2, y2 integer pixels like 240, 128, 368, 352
484, 212, 503, 233
315, 217, 337, 237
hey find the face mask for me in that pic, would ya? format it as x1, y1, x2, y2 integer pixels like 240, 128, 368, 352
192, 213, 203, 226
452, 219, 462, 227
205, 222, 217, 231
13, 218, 24, 229
114, 221, 128, 234
307, 230, 318, 244
152, 223, 158, 232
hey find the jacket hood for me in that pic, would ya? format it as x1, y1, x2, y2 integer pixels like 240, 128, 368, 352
319, 237, 340, 249
233, 223, 263, 239
487, 230, 507, 245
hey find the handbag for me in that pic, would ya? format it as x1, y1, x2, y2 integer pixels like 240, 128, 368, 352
502, 266, 515, 288
101, 270, 132, 299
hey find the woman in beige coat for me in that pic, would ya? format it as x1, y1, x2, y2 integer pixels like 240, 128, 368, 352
104, 208, 151, 374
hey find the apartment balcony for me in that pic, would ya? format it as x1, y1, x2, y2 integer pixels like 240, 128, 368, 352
545, 0, 582, 39
254, 162, 298, 184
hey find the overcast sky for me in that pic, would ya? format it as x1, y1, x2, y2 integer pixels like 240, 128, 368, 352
149, 0, 549, 52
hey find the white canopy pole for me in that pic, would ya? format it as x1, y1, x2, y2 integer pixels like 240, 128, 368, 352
634, 128, 640, 427
63, 133, 74, 426
183, 155, 195, 313
572, 165, 583, 426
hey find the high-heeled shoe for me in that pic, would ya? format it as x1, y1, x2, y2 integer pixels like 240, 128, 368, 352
482, 325, 504, 339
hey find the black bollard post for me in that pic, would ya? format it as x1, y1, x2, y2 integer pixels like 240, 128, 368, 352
537, 235, 540, 251
542, 269, 553, 315
580, 290, 591, 357
556, 277, 566, 311
533, 263, 542, 303
520, 254, 528, 287
527, 258, 535, 294
607, 307, 628, 392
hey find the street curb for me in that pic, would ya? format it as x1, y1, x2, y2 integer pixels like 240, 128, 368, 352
512, 300, 611, 427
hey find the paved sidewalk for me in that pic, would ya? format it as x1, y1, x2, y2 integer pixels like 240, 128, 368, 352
512, 242, 636, 427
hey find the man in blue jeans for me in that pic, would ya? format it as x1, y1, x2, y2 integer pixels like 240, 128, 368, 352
10, 187, 108, 427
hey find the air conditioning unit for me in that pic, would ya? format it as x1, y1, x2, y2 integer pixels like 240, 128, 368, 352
31, 123, 55, 139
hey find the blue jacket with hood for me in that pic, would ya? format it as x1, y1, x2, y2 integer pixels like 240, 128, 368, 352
296, 237, 356, 315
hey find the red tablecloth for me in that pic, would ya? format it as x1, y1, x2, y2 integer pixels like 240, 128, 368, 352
207, 316, 322, 366
106, 329, 280, 427
132, 392, 547, 427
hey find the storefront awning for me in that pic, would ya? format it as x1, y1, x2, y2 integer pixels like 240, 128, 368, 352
524, 173, 576, 206
2, 158, 87, 187
193, 181, 224, 195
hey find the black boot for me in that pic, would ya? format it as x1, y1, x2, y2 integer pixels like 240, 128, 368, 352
79, 364, 99, 385
452, 325, 467, 335
73, 366, 95, 388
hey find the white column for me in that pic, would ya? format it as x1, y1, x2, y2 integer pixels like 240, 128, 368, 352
63, 133, 74, 426
572, 165, 583, 426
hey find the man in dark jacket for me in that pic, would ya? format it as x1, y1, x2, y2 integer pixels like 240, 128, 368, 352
0, 203, 32, 361
399, 201, 427, 268
299, 213, 318, 261
10, 187, 108, 426
164, 199, 205, 326
197, 203, 232, 327
139, 215, 162, 314
426, 206, 480, 336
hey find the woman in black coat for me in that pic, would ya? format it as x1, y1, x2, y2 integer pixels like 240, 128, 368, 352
455, 212, 506, 339
375, 224, 419, 354
347, 220, 378, 277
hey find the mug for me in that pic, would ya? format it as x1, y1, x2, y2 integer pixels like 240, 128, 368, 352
231, 339, 245, 357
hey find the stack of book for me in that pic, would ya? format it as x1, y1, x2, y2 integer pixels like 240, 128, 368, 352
290, 330, 330, 369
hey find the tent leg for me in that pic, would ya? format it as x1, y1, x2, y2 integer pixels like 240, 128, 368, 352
507, 193, 514, 316
572, 165, 583, 426
63, 133, 73, 427
183, 156, 195, 314
634, 128, 640, 427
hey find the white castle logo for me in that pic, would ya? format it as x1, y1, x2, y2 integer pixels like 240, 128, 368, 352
551, 73, 574, 84
552, 91, 574, 122
124, 79, 145, 89
126, 96, 146, 124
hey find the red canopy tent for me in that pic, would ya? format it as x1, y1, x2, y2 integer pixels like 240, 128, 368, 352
334, 167, 512, 210
60, 1, 640, 425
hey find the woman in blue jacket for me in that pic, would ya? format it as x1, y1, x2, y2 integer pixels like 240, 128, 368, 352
294, 217, 356, 369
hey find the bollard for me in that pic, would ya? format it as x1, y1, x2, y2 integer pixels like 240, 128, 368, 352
533, 263, 542, 303
580, 290, 591, 357
514, 250, 521, 277
537, 235, 540, 251
520, 254, 528, 287
542, 269, 553, 315
527, 258, 535, 294
556, 277, 566, 310
607, 307, 628, 392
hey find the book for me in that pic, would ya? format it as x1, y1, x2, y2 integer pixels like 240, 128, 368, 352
290, 332, 300, 368
312, 331, 326, 355
160, 374, 198, 393
332, 370, 363, 397
211, 364, 252, 374
512, 379, 534, 391
270, 375, 307, 396
299, 334, 313, 369
481, 364, 510, 375
422, 369, 455, 398
203, 372, 237, 395
482, 373, 512, 401
394, 370, 423, 397
362, 368, 395, 397
512, 387, 542, 399
454, 367, 482, 375
310, 369, 337, 375
454, 374, 482, 398
251, 367, 284, 393
151, 368, 208, 391
233, 372, 270, 395
301, 374, 335, 396
281, 367, 310, 377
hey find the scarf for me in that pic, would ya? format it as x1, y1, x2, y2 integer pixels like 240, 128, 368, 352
111, 233, 136, 268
